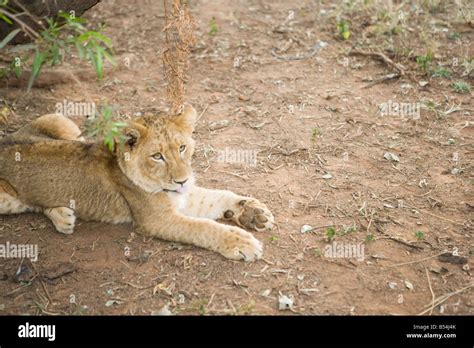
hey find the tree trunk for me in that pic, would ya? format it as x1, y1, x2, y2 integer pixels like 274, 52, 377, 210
0, 0, 101, 44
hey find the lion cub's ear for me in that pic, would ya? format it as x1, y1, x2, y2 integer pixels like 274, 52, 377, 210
173, 104, 197, 133
121, 122, 148, 150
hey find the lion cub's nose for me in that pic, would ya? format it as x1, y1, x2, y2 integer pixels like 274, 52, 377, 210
173, 179, 188, 186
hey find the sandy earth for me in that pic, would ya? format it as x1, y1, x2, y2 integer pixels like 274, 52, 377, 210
0, 0, 473, 315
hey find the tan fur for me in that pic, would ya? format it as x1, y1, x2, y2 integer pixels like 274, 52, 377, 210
0, 106, 274, 261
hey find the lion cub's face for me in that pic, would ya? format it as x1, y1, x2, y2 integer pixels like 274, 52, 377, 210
116, 105, 197, 193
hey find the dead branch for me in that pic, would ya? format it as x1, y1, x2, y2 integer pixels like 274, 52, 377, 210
350, 49, 406, 75
162, 0, 195, 113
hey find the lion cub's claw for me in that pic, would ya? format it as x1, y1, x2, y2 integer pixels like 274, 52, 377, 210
225, 198, 274, 232
44, 207, 76, 234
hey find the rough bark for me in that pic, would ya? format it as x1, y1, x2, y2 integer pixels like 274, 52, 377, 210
0, 0, 101, 44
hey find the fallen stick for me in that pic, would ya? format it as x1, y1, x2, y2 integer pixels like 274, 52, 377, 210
271, 42, 323, 61
385, 251, 447, 268
418, 283, 474, 315
425, 268, 436, 316
362, 73, 400, 88
350, 49, 406, 75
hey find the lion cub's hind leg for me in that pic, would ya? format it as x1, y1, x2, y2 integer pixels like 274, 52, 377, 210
44, 207, 76, 234
0, 192, 35, 214
0, 180, 37, 215
31, 114, 84, 141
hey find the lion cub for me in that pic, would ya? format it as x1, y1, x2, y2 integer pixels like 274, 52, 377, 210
0, 106, 273, 261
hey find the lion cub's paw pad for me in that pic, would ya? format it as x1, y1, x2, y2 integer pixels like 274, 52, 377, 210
226, 199, 274, 232
220, 228, 263, 262
44, 207, 76, 234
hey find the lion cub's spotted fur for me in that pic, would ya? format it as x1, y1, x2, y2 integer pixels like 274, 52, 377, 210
0, 106, 273, 261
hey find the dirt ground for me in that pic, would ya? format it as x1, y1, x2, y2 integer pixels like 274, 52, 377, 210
0, 0, 473, 315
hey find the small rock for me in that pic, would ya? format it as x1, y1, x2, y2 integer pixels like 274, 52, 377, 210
318, 41, 328, 48
438, 252, 468, 265
419, 80, 429, 87
297, 274, 305, 281
42, 262, 76, 280
430, 265, 448, 274
404, 280, 414, 290
447, 138, 455, 145
278, 294, 294, 310
300, 224, 313, 234
208, 119, 231, 131
105, 300, 122, 307
451, 168, 460, 175
14, 264, 35, 283
388, 281, 397, 290
322, 173, 333, 180
151, 304, 173, 316
384, 152, 400, 162
295, 253, 304, 261
261, 289, 271, 297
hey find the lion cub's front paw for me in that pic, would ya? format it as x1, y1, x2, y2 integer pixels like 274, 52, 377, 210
44, 207, 76, 234
218, 227, 263, 261
224, 198, 274, 232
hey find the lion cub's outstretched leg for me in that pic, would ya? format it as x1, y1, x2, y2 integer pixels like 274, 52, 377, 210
181, 186, 274, 232
43, 207, 76, 234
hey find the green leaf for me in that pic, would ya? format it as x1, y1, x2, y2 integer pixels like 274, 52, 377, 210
87, 31, 113, 48
75, 42, 85, 59
27, 51, 45, 91
0, 28, 20, 49
102, 50, 116, 66
92, 46, 103, 79
13, 60, 21, 78
0, 13, 13, 25
50, 44, 61, 65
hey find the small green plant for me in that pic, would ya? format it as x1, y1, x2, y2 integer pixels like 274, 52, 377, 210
447, 32, 461, 41
326, 226, 336, 242
199, 304, 205, 315
415, 231, 425, 240
268, 235, 278, 244
421, 0, 444, 14
339, 225, 357, 236
0, 9, 115, 90
311, 127, 320, 144
85, 106, 127, 152
365, 234, 375, 243
337, 20, 351, 40
451, 81, 471, 94
431, 67, 450, 78
209, 17, 218, 36
416, 51, 433, 71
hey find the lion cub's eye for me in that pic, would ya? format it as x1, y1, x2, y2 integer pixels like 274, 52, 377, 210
179, 145, 186, 153
151, 153, 164, 162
